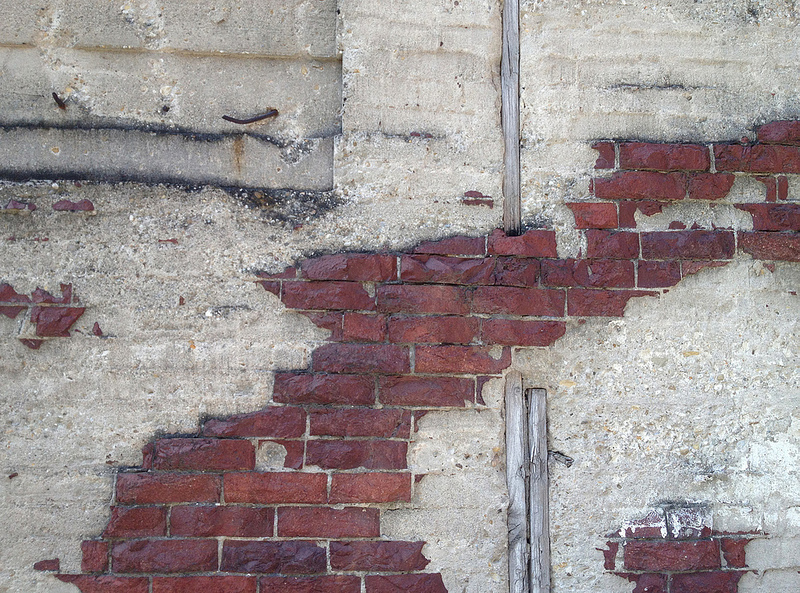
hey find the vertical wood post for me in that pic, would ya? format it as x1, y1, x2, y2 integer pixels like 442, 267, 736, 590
505, 371, 529, 593
528, 388, 550, 592
501, 0, 521, 235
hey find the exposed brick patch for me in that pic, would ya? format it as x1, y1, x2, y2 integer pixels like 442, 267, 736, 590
567, 203, 619, 229
57, 575, 149, 593
220, 541, 326, 574
273, 373, 375, 405
619, 142, 709, 172
758, 120, 800, 145
482, 319, 566, 347
330, 472, 412, 503
224, 472, 327, 504
202, 406, 306, 438
259, 576, 360, 593
387, 315, 479, 344
738, 231, 800, 262
616, 573, 667, 593
670, 571, 745, 593
638, 261, 681, 288
592, 141, 616, 169
312, 343, 410, 374
330, 541, 430, 571
377, 284, 471, 315
103, 507, 167, 538
310, 408, 412, 438
81, 541, 109, 573
305, 440, 408, 470
721, 538, 751, 569
568, 289, 657, 317
53, 199, 95, 211
735, 204, 800, 231
593, 171, 687, 201
619, 201, 664, 228
487, 228, 558, 257
401, 255, 495, 285
170, 506, 274, 537
472, 286, 565, 316
379, 376, 474, 407
111, 539, 218, 573
301, 254, 397, 282
152, 576, 256, 593
714, 143, 800, 174
115, 473, 221, 504
149, 438, 254, 471
33, 558, 60, 571
623, 540, 720, 572
415, 345, 511, 374
277, 507, 380, 538
641, 231, 735, 260
365, 574, 448, 593
413, 236, 485, 256
343, 312, 387, 342
585, 230, 640, 258
688, 173, 736, 201
541, 259, 634, 288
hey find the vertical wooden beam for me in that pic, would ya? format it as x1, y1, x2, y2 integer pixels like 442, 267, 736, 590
505, 371, 529, 593
501, 0, 521, 235
528, 388, 550, 592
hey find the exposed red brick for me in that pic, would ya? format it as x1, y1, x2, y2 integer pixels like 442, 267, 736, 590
377, 284, 471, 315
755, 176, 778, 202
668, 221, 687, 230
312, 343, 410, 374
111, 539, 218, 573
257, 280, 279, 297
400, 255, 495, 285
203, 406, 306, 438
305, 440, 407, 470
638, 261, 681, 288
299, 311, 343, 340
53, 199, 95, 211
257, 267, 297, 280
19, 338, 43, 350
758, 120, 800, 145
482, 319, 566, 346
301, 254, 397, 282
641, 231, 735, 260
115, 473, 221, 504
541, 259, 634, 288
619, 142, 709, 171
379, 376, 474, 407
462, 197, 494, 208
682, 260, 730, 276
623, 540, 720, 571
33, 558, 60, 571
413, 236, 486, 256
0, 305, 26, 319
670, 571, 745, 593
387, 315, 478, 344
721, 538, 751, 568
273, 373, 375, 405
621, 510, 667, 538
593, 171, 687, 201
600, 542, 619, 570
365, 574, 447, 593
331, 541, 429, 571
415, 345, 512, 374
342, 313, 387, 342
224, 472, 327, 504
278, 506, 380, 538
736, 204, 800, 231
491, 257, 540, 286
282, 281, 375, 311
330, 472, 412, 503
615, 573, 667, 593
568, 289, 657, 317
149, 438, 254, 471
618, 201, 664, 228
32, 284, 72, 304
81, 541, 109, 573
170, 506, 274, 537
259, 576, 360, 593
103, 506, 167, 538
714, 143, 800, 174
31, 306, 85, 337
152, 576, 256, 593
567, 203, 618, 229
310, 408, 412, 438
257, 439, 304, 469
0, 284, 31, 303
56, 575, 149, 593
592, 141, 615, 169
476, 376, 492, 406
687, 173, 735, 201
221, 541, 326, 574
487, 229, 558, 257
738, 231, 800, 261
778, 175, 789, 200
473, 286, 564, 316
585, 230, 640, 259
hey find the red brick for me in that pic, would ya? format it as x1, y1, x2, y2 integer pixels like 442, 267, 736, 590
756, 175, 778, 202
221, 541, 326, 574
619, 142, 709, 171
736, 204, 800, 231
53, 198, 94, 211
330, 472, 412, 503
203, 406, 306, 438
111, 539, 218, 573
413, 236, 486, 256
687, 173, 735, 200
305, 440, 407, 470
274, 373, 374, 405
593, 171, 687, 201
473, 286, 565, 316
343, 313, 387, 342
482, 319, 566, 346
623, 540, 720, 571
56, 576, 149, 593
377, 284, 471, 315
670, 571, 745, 593
487, 228, 558, 257
149, 438, 254, 471
32, 284, 72, 304
224, 472, 327, 504
115, 473, 221, 504
400, 255, 495, 285
387, 315, 478, 344
641, 231, 735, 260
365, 574, 447, 593
616, 573, 667, 593
714, 143, 800, 174
30, 306, 85, 337
153, 576, 256, 593
81, 541, 109, 573
170, 506, 274, 537
257, 280, 280, 297
0, 284, 31, 303
282, 281, 375, 311
260, 576, 360, 593
257, 439, 304, 469
568, 289, 657, 317
103, 506, 167, 538
310, 408, 412, 438
299, 311, 343, 340
415, 345, 512, 374
585, 230, 640, 259
778, 175, 789, 200
758, 120, 800, 145
592, 141, 615, 169
331, 541, 429, 571
379, 376, 474, 407
33, 559, 60, 571
491, 257, 540, 286
738, 231, 800, 261
682, 260, 730, 276
721, 538, 751, 568
638, 261, 681, 288
312, 343, 410, 374
541, 259, 634, 288
301, 254, 397, 282
0, 304, 25, 319
618, 201, 664, 228
567, 203, 618, 229
278, 506, 379, 538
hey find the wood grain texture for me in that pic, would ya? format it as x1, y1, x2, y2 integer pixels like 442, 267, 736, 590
501, 0, 521, 235
505, 371, 529, 593
528, 388, 551, 593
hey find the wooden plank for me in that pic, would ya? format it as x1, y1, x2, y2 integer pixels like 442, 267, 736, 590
528, 388, 550, 593
505, 371, 529, 593
501, 0, 521, 236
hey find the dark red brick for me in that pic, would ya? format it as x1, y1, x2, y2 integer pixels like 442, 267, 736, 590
260, 576, 360, 593
282, 281, 375, 311
221, 541, 326, 574
600, 542, 619, 570
258, 281, 280, 297
567, 203, 618, 229
721, 538, 751, 568
301, 254, 397, 282
330, 472, 412, 503
152, 576, 256, 593
33, 558, 59, 571
687, 173, 735, 200
619, 142, 709, 171
585, 230, 640, 259
593, 171, 687, 201
56, 576, 149, 593
257, 439, 304, 469
670, 571, 745, 593
305, 440, 407, 470
30, 306, 85, 337
32, 284, 72, 304
103, 506, 167, 538
312, 343, 410, 374
491, 257, 540, 286
472, 286, 565, 316
115, 473, 221, 504
203, 406, 305, 438
482, 319, 566, 346
365, 574, 447, 593
331, 541, 429, 571
415, 345, 512, 374
487, 229, 558, 257
641, 231, 735, 260
618, 201, 664, 228
273, 373, 375, 405
736, 204, 800, 231
413, 236, 486, 256
387, 315, 478, 344
568, 289, 657, 317
616, 573, 667, 593
778, 175, 789, 200
638, 261, 681, 288
592, 141, 615, 169
81, 541, 109, 573
714, 143, 800, 174
224, 472, 327, 504
0, 284, 31, 303
53, 199, 94, 211
170, 506, 274, 537
150, 438, 254, 471
0, 304, 25, 318
310, 408, 412, 438
343, 313, 387, 342
278, 506, 380, 538
379, 376, 474, 407
623, 540, 720, 571
541, 259, 634, 288
682, 260, 730, 276
377, 284, 471, 315
756, 176, 778, 202
111, 539, 218, 573
758, 120, 800, 145
400, 255, 495, 285
738, 232, 800, 261
299, 311, 343, 340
